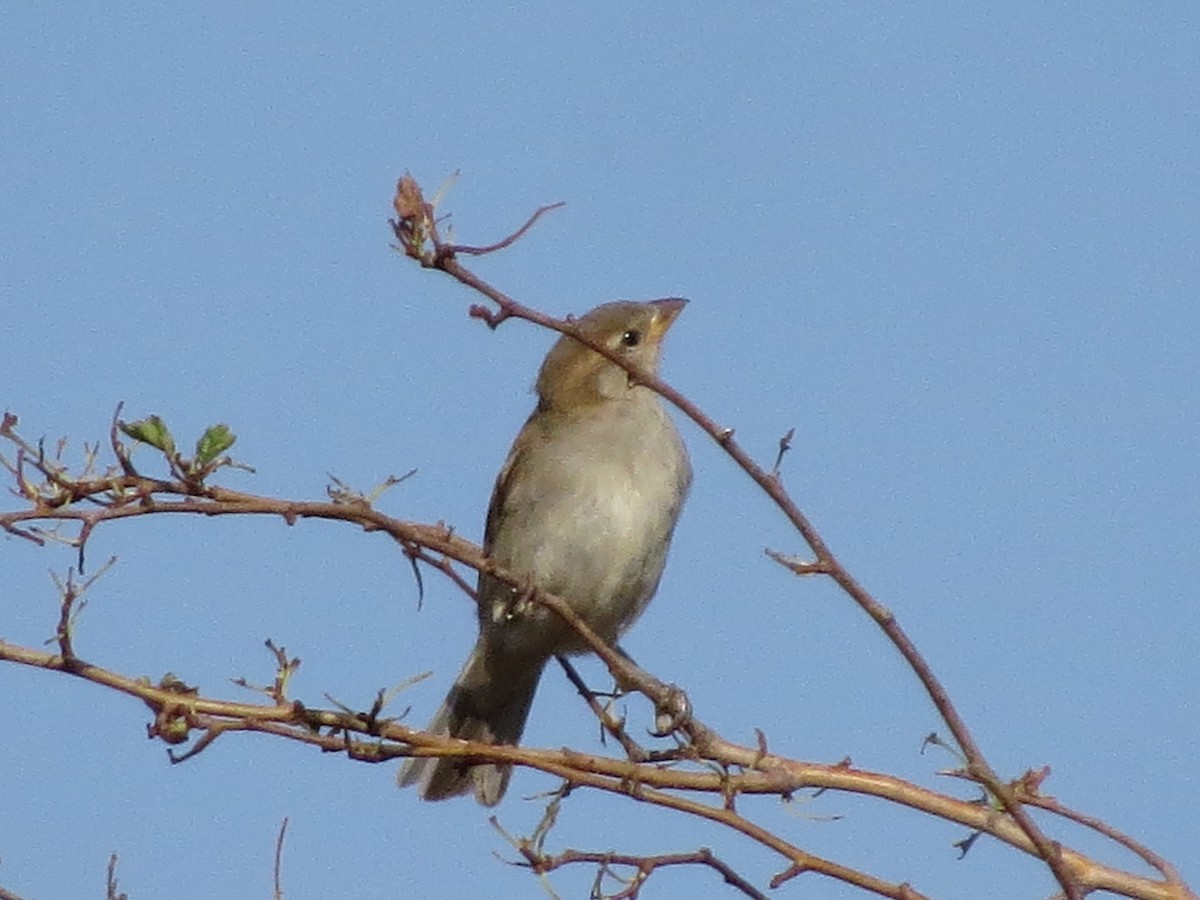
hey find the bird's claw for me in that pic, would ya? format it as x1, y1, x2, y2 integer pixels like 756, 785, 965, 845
649, 684, 690, 737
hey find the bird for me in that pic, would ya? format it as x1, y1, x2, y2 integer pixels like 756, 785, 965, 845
399, 298, 692, 805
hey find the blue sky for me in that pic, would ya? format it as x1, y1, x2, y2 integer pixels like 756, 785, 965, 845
2, 5, 1197, 898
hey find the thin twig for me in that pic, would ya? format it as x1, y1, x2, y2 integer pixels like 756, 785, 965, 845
273, 817, 289, 900
446, 201, 565, 256
555, 655, 648, 761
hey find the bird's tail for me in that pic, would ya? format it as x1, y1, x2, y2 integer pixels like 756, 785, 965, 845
398, 641, 544, 806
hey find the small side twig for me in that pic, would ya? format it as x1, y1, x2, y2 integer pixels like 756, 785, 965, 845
447, 201, 565, 256
106, 853, 127, 900
772, 427, 795, 475
273, 817, 289, 900
556, 655, 648, 761
506, 842, 769, 900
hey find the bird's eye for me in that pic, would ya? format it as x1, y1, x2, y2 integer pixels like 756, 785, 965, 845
620, 329, 642, 347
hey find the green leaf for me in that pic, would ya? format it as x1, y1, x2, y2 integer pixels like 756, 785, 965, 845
119, 415, 176, 454
195, 423, 236, 466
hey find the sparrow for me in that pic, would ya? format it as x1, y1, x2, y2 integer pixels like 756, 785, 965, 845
399, 299, 692, 805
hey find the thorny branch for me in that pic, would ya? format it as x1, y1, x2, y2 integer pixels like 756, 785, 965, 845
0, 409, 1190, 899
494, 814, 770, 900
397, 172, 1098, 888
386, 173, 1195, 900
0, 177, 1192, 899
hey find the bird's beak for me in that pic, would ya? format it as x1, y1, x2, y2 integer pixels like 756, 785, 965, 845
647, 298, 688, 344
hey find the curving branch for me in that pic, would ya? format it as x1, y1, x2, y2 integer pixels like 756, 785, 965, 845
0, 407, 1193, 899
2, 176, 1194, 898
385, 173, 1195, 900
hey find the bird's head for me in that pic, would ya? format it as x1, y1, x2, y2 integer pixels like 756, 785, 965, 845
535, 299, 686, 410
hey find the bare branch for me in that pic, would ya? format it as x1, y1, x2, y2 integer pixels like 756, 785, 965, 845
385, 174, 1092, 898
447, 201, 565, 256
2, 175, 1193, 899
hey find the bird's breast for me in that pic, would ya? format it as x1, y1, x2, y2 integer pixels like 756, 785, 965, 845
482, 397, 690, 651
